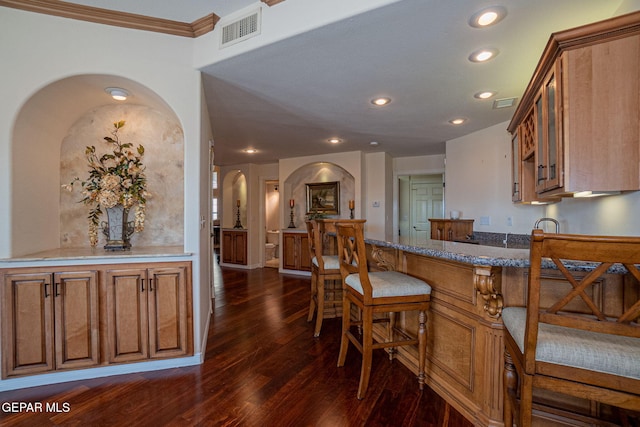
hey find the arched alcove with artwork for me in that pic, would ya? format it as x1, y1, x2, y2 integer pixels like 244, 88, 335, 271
10, 74, 184, 256
222, 170, 248, 229
283, 162, 356, 228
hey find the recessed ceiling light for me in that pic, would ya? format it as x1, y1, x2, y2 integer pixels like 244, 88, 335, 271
370, 141, 379, 146
371, 97, 391, 106
449, 118, 466, 125
328, 138, 341, 144
105, 87, 129, 101
244, 148, 257, 154
469, 6, 507, 28
468, 48, 499, 63
474, 91, 496, 99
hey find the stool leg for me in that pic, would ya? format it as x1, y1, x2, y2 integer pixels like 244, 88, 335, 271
357, 307, 374, 399
417, 310, 427, 390
519, 375, 534, 427
503, 349, 516, 427
387, 312, 397, 361
337, 295, 351, 368
314, 278, 325, 337
307, 272, 317, 323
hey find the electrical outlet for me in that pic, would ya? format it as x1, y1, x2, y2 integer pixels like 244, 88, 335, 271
372, 201, 380, 207
507, 216, 513, 226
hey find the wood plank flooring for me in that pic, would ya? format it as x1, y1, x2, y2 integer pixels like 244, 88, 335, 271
0, 263, 473, 426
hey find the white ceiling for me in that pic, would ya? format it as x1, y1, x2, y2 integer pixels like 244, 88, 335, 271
64, 0, 628, 165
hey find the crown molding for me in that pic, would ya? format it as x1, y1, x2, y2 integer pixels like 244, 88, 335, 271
0, 0, 223, 37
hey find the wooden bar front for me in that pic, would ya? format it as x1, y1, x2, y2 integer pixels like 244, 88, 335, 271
365, 243, 636, 427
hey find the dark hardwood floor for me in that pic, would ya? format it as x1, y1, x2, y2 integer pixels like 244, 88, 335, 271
0, 262, 473, 427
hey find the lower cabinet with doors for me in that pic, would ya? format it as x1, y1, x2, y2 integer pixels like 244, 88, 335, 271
282, 231, 311, 271
105, 264, 191, 363
221, 229, 247, 265
1, 270, 99, 377
1, 260, 192, 379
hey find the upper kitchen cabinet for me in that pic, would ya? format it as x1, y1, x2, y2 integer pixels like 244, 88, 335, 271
508, 12, 640, 201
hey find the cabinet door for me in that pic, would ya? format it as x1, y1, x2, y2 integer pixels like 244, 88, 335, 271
105, 268, 149, 363
299, 234, 311, 271
282, 233, 299, 270
430, 221, 445, 240
54, 271, 99, 369
2, 273, 54, 377
222, 231, 235, 264
450, 221, 473, 240
234, 232, 247, 265
535, 64, 563, 193
147, 267, 189, 359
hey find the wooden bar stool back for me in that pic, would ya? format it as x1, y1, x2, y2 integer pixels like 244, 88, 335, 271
335, 221, 432, 399
306, 219, 342, 337
502, 229, 640, 426
306, 219, 366, 337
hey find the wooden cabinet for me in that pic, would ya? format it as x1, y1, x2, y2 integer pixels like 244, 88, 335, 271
428, 219, 474, 241
534, 62, 562, 193
1, 260, 192, 379
509, 12, 640, 201
282, 232, 311, 271
222, 229, 247, 265
1, 270, 99, 377
105, 264, 191, 364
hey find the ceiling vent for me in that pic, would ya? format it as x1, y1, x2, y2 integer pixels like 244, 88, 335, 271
493, 97, 517, 109
220, 9, 261, 48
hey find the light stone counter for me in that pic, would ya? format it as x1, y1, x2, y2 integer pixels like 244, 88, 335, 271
0, 246, 192, 268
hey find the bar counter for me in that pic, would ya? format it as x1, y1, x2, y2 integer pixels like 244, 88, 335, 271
358, 235, 634, 427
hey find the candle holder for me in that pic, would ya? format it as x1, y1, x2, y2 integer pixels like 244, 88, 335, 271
288, 206, 296, 228
234, 206, 243, 229
349, 200, 355, 219
350, 207, 355, 219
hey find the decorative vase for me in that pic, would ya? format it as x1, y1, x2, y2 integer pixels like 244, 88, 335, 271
102, 204, 135, 251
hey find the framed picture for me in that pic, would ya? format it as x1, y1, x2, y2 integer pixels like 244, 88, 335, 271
306, 181, 340, 215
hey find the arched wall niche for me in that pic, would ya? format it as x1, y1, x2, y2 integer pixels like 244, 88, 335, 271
222, 170, 247, 229
11, 74, 183, 256
283, 162, 355, 228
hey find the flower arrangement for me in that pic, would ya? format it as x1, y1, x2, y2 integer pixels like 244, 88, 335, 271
64, 121, 149, 246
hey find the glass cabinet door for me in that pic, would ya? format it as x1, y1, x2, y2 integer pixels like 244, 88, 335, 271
511, 132, 520, 201
535, 91, 546, 192
534, 63, 563, 193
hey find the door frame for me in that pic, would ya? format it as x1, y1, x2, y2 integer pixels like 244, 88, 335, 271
393, 167, 445, 239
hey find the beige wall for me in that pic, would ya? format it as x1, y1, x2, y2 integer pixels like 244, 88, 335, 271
446, 121, 640, 236
60, 105, 184, 248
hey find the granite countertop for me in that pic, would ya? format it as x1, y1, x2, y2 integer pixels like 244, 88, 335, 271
365, 235, 632, 274
367, 236, 531, 268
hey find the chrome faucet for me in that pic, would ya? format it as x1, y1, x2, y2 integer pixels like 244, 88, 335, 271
534, 217, 560, 233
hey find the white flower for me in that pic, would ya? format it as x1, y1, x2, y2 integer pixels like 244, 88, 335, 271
100, 174, 121, 191
98, 190, 120, 208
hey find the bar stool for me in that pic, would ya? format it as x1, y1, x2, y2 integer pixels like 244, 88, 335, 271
306, 219, 366, 337
502, 229, 640, 426
335, 221, 432, 399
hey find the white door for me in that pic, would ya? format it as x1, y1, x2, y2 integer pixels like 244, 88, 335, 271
410, 179, 443, 241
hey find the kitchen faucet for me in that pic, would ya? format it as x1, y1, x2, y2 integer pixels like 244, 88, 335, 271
534, 217, 560, 233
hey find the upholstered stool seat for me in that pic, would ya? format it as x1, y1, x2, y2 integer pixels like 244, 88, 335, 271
336, 221, 432, 399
